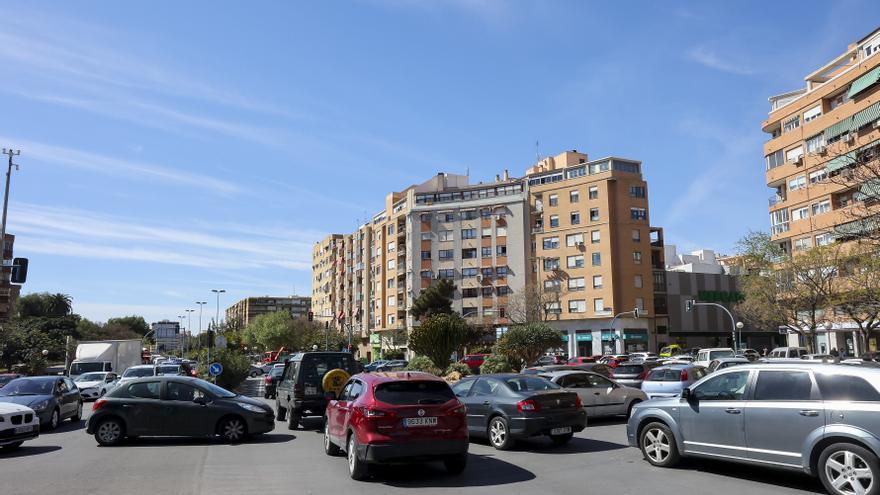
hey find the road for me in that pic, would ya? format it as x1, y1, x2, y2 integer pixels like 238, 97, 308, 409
0, 378, 823, 495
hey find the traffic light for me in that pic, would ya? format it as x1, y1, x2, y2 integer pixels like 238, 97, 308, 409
685, 300, 695, 312
308, 311, 314, 322
10, 257, 27, 284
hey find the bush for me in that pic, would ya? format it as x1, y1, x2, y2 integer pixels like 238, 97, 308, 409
405, 356, 441, 375
444, 362, 471, 377
408, 313, 473, 370
383, 350, 405, 360
198, 348, 251, 390
480, 354, 513, 374
495, 323, 563, 371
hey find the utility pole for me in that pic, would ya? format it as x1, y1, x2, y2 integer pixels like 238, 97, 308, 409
185, 309, 195, 356
0, 148, 20, 267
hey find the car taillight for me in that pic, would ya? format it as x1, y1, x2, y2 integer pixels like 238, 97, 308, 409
517, 399, 541, 412
361, 407, 395, 418
264, 375, 272, 384
92, 399, 107, 412
638, 370, 649, 380
293, 383, 303, 396
575, 395, 582, 409
680, 370, 689, 381
447, 402, 467, 416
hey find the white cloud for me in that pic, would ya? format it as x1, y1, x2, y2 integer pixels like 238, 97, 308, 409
686, 46, 755, 76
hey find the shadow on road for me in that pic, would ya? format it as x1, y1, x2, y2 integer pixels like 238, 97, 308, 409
50, 419, 86, 434
373, 453, 535, 487
0, 445, 62, 458
467, 435, 627, 455
587, 416, 628, 427
674, 458, 823, 493
115, 433, 296, 448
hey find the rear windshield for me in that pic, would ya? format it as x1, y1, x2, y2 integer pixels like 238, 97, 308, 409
123, 367, 155, 378
614, 365, 645, 375
374, 381, 454, 405
502, 376, 559, 392
270, 367, 284, 377
157, 366, 180, 374
646, 368, 682, 382
709, 350, 735, 360
301, 354, 357, 380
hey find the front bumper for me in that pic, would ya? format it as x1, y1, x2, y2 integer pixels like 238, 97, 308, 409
508, 410, 587, 438
247, 412, 276, 434
358, 438, 469, 463
0, 423, 40, 445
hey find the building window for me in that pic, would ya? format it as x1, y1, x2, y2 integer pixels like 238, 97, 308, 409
497, 286, 511, 296
421, 250, 432, 260
765, 149, 784, 170
462, 267, 478, 277
420, 213, 432, 223
420, 270, 432, 279
786, 146, 804, 163
806, 134, 825, 154
496, 266, 508, 276
480, 208, 492, 218
481, 267, 494, 279
592, 253, 601, 266
461, 307, 478, 318
387, 315, 396, 326
387, 279, 395, 289
804, 105, 822, 123
568, 277, 585, 291
571, 211, 581, 225
496, 226, 508, 236
811, 200, 830, 216
387, 241, 396, 252
631, 208, 647, 220
387, 225, 395, 235
420, 232, 432, 241
496, 245, 507, 256
792, 206, 809, 221
568, 300, 586, 313
462, 210, 477, 220
828, 91, 850, 111
461, 228, 477, 239
482, 286, 495, 297
544, 279, 561, 292
462, 288, 479, 298
549, 215, 559, 227
634, 274, 643, 288
543, 237, 560, 249
590, 208, 600, 221
439, 249, 454, 259
567, 255, 585, 268
630, 186, 646, 198
570, 190, 580, 203
783, 115, 800, 133
632, 229, 641, 242
387, 259, 396, 270
633, 251, 642, 264
591, 230, 600, 243
809, 169, 828, 184
549, 194, 558, 207
481, 247, 492, 258
439, 230, 453, 241
770, 209, 790, 235
481, 227, 492, 237
438, 269, 454, 279
593, 298, 605, 313
566, 233, 584, 247
815, 232, 834, 246
546, 302, 561, 314
588, 186, 598, 199
592, 275, 603, 288
543, 258, 560, 271
794, 237, 812, 251
462, 248, 477, 259
635, 297, 645, 311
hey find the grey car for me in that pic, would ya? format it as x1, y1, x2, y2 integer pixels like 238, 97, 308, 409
539, 370, 647, 418
611, 361, 660, 388
627, 363, 880, 495
639, 364, 707, 399
706, 357, 750, 373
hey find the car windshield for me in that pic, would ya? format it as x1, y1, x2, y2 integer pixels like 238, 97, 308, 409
157, 366, 180, 375
70, 362, 106, 375
75, 373, 106, 382
199, 380, 237, 398
709, 350, 735, 360
123, 367, 155, 378
374, 380, 454, 405
503, 376, 559, 392
0, 378, 53, 396
613, 365, 645, 374
0, 376, 17, 387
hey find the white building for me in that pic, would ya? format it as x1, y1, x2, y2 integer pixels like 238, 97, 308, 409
664, 245, 725, 274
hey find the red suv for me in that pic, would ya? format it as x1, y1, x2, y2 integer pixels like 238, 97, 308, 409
459, 354, 490, 372
323, 372, 469, 480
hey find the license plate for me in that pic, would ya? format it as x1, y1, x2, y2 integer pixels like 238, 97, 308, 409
14, 426, 33, 434
550, 426, 571, 435
305, 386, 317, 396
404, 417, 438, 427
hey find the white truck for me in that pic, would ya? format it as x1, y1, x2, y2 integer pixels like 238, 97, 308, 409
69, 340, 143, 378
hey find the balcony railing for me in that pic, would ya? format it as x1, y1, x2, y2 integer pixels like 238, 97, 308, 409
768, 194, 786, 206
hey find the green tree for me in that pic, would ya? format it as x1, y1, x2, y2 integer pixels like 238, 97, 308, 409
494, 323, 563, 371
15, 292, 73, 318
404, 356, 441, 375
407, 313, 472, 369
76, 318, 141, 341
106, 315, 150, 336
410, 279, 454, 320
479, 354, 514, 374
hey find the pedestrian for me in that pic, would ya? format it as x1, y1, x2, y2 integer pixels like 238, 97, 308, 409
762, 347, 768, 357
830, 348, 839, 357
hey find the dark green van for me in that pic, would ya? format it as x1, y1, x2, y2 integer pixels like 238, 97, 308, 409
274, 352, 360, 429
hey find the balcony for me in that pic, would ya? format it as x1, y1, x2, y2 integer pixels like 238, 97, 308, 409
771, 222, 790, 235
768, 194, 786, 207
531, 225, 544, 234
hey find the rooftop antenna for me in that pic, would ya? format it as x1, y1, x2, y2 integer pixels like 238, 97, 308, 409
535, 140, 540, 161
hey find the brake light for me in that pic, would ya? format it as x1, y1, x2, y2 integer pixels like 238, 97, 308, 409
638, 370, 649, 380
680, 370, 689, 381
264, 375, 272, 384
575, 395, 582, 409
92, 399, 107, 412
448, 402, 467, 416
517, 399, 541, 412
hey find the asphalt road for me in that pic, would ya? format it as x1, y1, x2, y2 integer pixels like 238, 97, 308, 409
0, 378, 825, 495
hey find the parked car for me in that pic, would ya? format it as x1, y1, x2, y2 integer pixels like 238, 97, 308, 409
459, 354, 490, 372
768, 346, 809, 359
640, 364, 707, 399
375, 360, 408, 372
74, 372, 119, 401
0, 376, 83, 430
694, 348, 735, 367
260, 361, 282, 374
600, 357, 629, 369
628, 363, 880, 495
659, 345, 683, 358
156, 364, 186, 376
323, 371, 468, 480
706, 357, 750, 373
248, 365, 263, 378
275, 352, 361, 430
525, 363, 614, 378
739, 348, 761, 361
539, 370, 647, 418
0, 403, 39, 450
451, 374, 586, 450
363, 360, 389, 372
567, 356, 597, 365
0, 373, 22, 388
659, 355, 694, 364
860, 351, 880, 362
802, 354, 835, 361
87, 376, 274, 445
263, 364, 285, 399
118, 365, 157, 385
611, 361, 661, 388
534, 355, 567, 366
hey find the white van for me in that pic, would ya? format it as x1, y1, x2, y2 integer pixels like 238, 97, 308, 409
768, 346, 808, 358
694, 348, 735, 367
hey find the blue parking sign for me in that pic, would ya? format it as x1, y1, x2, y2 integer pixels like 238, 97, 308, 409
209, 362, 223, 376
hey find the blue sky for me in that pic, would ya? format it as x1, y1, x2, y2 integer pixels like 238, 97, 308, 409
2, 1, 878, 328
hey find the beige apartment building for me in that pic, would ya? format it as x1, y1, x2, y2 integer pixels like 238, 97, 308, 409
225, 295, 311, 328
763, 28, 880, 354
312, 150, 665, 360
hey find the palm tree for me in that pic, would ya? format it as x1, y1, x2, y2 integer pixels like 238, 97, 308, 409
45, 293, 72, 317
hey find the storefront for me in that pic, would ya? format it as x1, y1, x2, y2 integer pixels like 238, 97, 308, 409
622, 329, 648, 353
600, 329, 616, 355
560, 331, 592, 357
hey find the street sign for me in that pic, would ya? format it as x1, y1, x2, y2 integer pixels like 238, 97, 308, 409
215, 335, 227, 349
208, 362, 223, 376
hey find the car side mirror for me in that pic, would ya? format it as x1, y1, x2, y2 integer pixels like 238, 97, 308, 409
193, 396, 207, 406
681, 388, 693, 401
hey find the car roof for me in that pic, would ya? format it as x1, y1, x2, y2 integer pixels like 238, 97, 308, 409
654, 363, 699, 369
128, 364, 155, 369
713, 357, 750, 363
699, 348, 734, 351
538, 370, 602, 378
355, 371, 444, 384
11, 375, 58, 382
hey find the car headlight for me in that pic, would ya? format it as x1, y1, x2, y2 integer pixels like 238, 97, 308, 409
238, 403, 266, 414
32, 400, 50, 411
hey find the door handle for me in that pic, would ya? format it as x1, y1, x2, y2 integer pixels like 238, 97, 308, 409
593, 392, 601, 395
724, 408, 741, 414
799, 410, 820, 417
482, 401, 490, 406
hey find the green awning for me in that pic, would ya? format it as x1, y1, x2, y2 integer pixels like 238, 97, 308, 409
824, 118, 853, 141
855, 180, 880, 201
852, 101, 880, 130
848, 66, 880, 99
826, 151, 856, 173
834, 215, 880, 239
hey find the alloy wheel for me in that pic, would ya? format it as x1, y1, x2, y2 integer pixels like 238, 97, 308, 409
50, 410, 59, 429
489, 419, 506, 447
825, 450, 874, 495
348, 436, 356, 473
643, 428, 671, 463
98, 421, 121, 444
223, 419, 244, 441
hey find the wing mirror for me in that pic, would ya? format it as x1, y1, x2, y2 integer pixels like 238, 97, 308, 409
193, 396, 208, 406
681, 388, 693, 401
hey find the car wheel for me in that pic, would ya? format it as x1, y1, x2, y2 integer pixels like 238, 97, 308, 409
819, 442, 880, 495
72, 401, 83, 421
444, 453, 468, 474
488, 416, 514, 450
324, 421, 340, 456
550, 432, 574, 446
347, 433, 368, 480
287, 410, 300, 430
219, 417, 247, 443
1, 440, 24, 451
47, 409, 60, 431
275, 401, 286, 421
94, 418, 125, 446
626, 400, 642, 419
249, 371, 259, 378
639, 422, 680, 467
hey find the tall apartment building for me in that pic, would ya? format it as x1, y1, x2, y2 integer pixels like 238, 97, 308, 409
312, 150, 664, 359
225, 295, 311, 327
764, 28, 880, 254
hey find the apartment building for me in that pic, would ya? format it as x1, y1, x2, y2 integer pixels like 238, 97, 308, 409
764, 28, 880, 254
312, 234, 342, 321
225, 295, 311, 328
527, 151, 664, 356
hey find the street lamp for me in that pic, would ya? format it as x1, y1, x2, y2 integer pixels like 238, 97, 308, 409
211, 289, 226, 330
736, 321, 744, 351
185, 309, 195, 355
178, 315, 186, 356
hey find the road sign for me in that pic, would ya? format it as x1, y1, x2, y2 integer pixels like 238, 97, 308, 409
208, 362, 223, 376
215, 335, 227, 349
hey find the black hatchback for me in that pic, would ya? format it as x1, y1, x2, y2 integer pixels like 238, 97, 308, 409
86, 376, 275, 445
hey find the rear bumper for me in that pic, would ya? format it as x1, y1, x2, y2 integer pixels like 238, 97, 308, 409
359, 438, 469, 463
292, 398, 327, 417
508, 410, 587, 438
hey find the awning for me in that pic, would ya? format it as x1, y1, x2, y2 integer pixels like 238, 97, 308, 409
848, 65, 880, 99
852, 101, 880, 130
824, 118, 853, 141
855, 180, 880, 201
825, 151, 856, 173
833, 215, 880, 239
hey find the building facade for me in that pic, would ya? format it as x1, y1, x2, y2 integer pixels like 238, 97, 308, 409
151, 320, 180, 352
225, 295, 312, 328
0, 234, 20, 321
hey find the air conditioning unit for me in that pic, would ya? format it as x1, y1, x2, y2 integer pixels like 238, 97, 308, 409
794, 156, 804, 166
818, 146, 828, 155
873, 120, 880, 129
844, 133, 856, 143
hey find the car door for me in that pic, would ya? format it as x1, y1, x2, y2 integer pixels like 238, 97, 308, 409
62, 378, 80, 417
341, 380, 364, 435
745, 369, 823, 467
680, 370, 751, 458
329, 381, 353, 443
557, 374, 601, 416
123, 381, 166, 435
162, 381, 213, 436
464, 378, 499, 434
54, 379, 73, 418
584, 373, 622, 416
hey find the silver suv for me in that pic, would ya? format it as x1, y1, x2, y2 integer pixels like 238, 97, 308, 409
627, 363, 880, 495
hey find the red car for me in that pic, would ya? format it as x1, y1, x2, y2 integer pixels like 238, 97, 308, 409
323, 371, 469, 480
459, 354, 490, 371
567, 356, 597, 365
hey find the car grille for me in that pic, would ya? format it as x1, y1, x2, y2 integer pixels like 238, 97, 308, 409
10, 414, 22, 425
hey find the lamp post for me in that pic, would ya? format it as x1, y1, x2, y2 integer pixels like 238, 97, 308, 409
211, 289, 226, 331
609, 308, 642, 355
736, 321, 745, 351
823, 322, 834, 355
177, 315, 186, 356
185, 309, 195, 356
686, 300, 742, 353
196, 301, 207, 343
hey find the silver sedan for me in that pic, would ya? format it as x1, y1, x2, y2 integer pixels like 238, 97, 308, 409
538, 370, 647, 418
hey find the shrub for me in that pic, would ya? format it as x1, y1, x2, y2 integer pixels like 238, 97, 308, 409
198, 348, 251, 390
408, 313, 473, 370
480, 354, 513, 374
494, 323, 563, 371
405, 356, 441, 375
383, 350, 405, 360
444, 362, 471, 377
